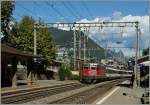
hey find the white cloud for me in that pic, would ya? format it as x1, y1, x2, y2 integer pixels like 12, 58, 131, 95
56, 11, 149, 57
112, 11, 122, 20
77, 12, 149, 57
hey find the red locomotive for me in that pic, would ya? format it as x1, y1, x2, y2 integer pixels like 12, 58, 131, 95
79, 62, 132, 83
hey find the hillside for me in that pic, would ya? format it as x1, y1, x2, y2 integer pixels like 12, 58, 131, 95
49, 28, 125, 62
49, 28, 105, 60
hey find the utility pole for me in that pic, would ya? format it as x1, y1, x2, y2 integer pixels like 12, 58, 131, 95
137, 28, 141, 87
34, 24, 37, 57
133, 21, 139, 87
73, 29, 76, 71
88, 48, 91, 61
32, 24, 37, 84
149, 0, 150, 87
105, 42, 107, 64
78, 29, 81, 69
87, 31, 89, 62
83, 29, 89, 62
83, 31, 86, 62
138, 29, 141, 57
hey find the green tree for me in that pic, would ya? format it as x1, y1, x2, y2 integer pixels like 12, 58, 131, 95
1, 1, 15, 43
12, 16, 56, 63
142, 48, 149, 56
37, 19, 56, 63
13, 16, 34, 51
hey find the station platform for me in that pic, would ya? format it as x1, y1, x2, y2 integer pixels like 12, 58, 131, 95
95, 80, 147, 104
1, 80, 79, 94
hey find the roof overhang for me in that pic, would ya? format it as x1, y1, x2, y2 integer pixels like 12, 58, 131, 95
139, 61, 149, 66
138, 55, 149, 64
1, 44, 40, 58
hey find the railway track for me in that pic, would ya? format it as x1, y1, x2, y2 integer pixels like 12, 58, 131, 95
2, 79, 125, 104
49, 79, 124, 104
27, 79, 125, 104
1, 83, 86, 104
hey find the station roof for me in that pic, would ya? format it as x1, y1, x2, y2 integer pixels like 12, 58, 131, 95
139, 61, 149, 66
1, 44, 39, 58
138, 55, 149, 64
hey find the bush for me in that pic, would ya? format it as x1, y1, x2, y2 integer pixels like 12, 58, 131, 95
58, 64, 66, 81
71, 75, 80, 80
58, 63, 80, 81
58, 63, 72, 81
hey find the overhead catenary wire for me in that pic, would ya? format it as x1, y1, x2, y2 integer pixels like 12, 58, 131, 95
92, 35, 105, 48
17, 3, 35, 16
45, 1, 70, 22
13, 11, 24, 18
68, 1, 83, 19
81, 1, 94, 19
61, 1, 80, 21
33, 1, 64, 23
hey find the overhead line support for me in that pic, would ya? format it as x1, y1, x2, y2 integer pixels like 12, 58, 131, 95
33, 21, 140, 87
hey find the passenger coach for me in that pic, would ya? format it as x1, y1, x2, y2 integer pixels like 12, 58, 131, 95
80, 63, 132, 83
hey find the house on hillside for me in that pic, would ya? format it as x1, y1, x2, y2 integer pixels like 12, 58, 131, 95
56, 47, 69, 62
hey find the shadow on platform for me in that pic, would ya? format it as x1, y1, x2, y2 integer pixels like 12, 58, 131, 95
116, 83, 133, 88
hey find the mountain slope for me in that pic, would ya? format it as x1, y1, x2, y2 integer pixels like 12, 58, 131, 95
49, 28, 105, 60
49, 28, 124, 61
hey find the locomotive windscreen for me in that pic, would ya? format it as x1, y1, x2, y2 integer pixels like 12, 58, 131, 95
83, 66, 89, 70
91, 66, 97, 70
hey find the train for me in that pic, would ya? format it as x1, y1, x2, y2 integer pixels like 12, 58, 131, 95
79, 62, 133, 83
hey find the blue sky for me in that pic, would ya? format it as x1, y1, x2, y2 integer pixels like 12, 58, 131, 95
13, 0, 149, 23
